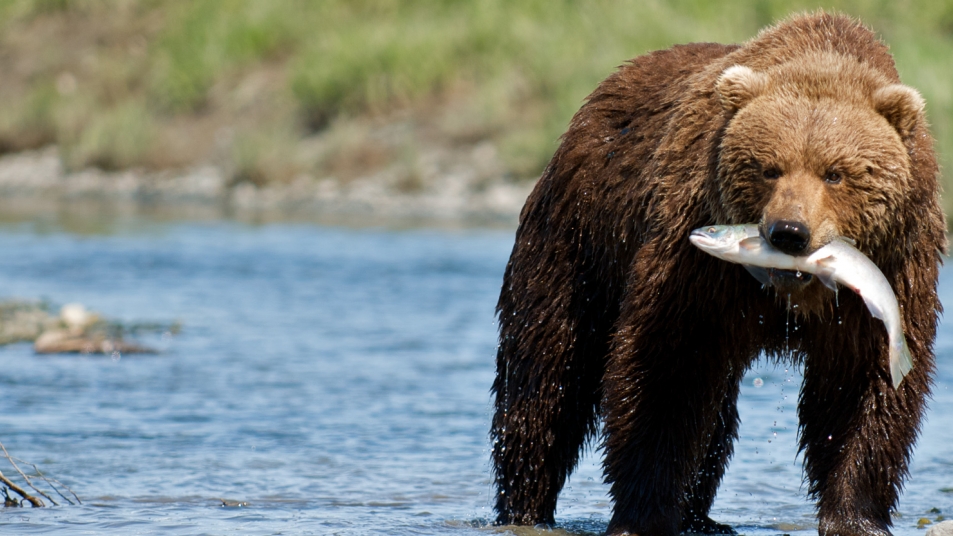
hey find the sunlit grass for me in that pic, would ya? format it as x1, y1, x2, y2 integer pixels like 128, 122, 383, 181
0, 0, 950, 214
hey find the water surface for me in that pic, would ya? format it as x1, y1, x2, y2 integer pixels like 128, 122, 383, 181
0, 220, 950, 535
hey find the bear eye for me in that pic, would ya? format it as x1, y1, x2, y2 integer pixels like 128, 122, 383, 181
762, 167, 782, 180
824, 170, 843, 184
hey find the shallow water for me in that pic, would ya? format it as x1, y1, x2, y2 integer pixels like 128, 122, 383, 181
0, 219, 950, 535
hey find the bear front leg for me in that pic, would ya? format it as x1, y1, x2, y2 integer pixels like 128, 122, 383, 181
798, 322, 933, 536
603, 327, 743, 536
681, 370, 743, 535
491, 259, 612, 525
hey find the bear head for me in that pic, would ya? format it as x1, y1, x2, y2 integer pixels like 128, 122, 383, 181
714, 53, 924, 293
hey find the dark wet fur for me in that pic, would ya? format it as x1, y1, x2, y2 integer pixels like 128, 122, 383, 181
491, 13, 945, 536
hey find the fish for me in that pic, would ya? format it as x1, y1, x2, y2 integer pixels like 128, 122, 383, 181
689, 224, 913, 389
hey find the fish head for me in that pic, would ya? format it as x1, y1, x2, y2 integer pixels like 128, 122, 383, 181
688, 225, 753, 256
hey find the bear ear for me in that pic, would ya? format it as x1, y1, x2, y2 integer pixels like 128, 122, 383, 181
716, 65, 769, 113
873, 84, 924, 138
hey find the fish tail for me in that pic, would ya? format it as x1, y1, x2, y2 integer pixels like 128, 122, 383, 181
890, 336, 914, 389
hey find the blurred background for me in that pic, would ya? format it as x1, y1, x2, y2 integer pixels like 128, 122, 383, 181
1, 2, 953, 535
1, 0, 950, 223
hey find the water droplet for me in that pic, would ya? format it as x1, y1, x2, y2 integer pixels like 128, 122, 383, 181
785, 294, 791, 352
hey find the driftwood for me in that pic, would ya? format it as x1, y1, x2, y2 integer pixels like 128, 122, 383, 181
0, 439, 80, 507
0, 471, 43, 507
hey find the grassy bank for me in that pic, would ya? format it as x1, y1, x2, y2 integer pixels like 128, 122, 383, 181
0, 0, 951, 211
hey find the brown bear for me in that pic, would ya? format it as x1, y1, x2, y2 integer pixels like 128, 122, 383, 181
491, 11, 945, 536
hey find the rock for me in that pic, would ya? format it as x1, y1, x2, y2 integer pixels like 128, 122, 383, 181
33, 329, 155, 355
0, 299, 165, 354
928, 520, 953, 536
0, 300, 60, 344
60, 303, 98, 331
0, 144, 531, 225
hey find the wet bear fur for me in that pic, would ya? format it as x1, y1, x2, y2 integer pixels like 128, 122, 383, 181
491, 12, 946, 536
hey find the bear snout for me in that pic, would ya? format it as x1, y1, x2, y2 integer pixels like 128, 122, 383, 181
767, 219, 811, 255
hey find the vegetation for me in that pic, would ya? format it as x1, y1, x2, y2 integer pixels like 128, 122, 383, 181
0, 0, 951, 210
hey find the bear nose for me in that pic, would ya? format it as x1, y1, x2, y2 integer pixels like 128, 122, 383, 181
768, 220, 811, 255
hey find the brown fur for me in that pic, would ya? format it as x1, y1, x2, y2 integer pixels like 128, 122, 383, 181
491, 12, 946, 536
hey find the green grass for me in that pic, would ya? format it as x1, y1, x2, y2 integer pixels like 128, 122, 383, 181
0, 0, 951, 214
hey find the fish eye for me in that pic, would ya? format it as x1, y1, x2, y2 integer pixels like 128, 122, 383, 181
707, 227, 716, 233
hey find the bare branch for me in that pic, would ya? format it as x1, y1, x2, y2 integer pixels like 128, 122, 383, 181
0, 439, 81, 507
0, 441, 55, 506
16, 458, 80, 505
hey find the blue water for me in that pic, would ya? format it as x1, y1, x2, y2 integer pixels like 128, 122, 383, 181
0, 219, 950, 535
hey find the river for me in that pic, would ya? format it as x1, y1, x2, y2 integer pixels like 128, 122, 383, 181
0, 217, 950, 535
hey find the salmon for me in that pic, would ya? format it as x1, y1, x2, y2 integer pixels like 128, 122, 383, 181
689, 224, 913, 388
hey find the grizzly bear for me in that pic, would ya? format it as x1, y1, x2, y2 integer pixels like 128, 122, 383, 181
491, 12, 945, 536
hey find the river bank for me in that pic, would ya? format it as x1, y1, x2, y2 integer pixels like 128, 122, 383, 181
2, 2, 950, 227
0, 146, 532, 227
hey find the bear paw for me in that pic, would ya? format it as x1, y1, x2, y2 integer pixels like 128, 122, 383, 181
818, 517, 892, 536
